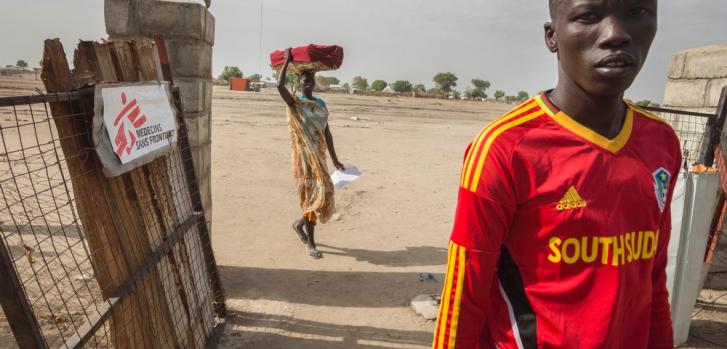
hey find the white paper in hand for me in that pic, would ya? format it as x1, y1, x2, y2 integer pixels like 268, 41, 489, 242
331, 165, 361, 189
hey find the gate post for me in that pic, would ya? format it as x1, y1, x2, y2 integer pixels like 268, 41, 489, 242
701, 86, 727, 166
0, 239, 47, 348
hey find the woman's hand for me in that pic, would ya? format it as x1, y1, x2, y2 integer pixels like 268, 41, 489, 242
284, 48, 293, 63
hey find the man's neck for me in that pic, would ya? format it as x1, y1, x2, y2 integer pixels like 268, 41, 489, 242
548, 77, 626, 140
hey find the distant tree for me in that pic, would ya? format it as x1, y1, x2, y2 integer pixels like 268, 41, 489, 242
517, 91, 529, 100
352, 76, 369, 90
342, 82, 351, 91
371, 80, 388, 92
452, 90, 461, 99
413, 84, 426, 93
433, 72, 458, 95
326, 76, 340, 85
464, 88, 473, 100
286, 73, 300, 91
471, 88, 485, 99
494, 90, 505, 100
650, 102, 661, 108
391, 80, 413, 93
471, 79, 491, 91
483, 93, 488, 99
428, 87, 444, 98
317, 75, 340, 87
271, 67, 299, 91
16, 60, 28, 68
248, 73, 262, 82
469, 79, 491, 100
218, 66, 242, 81
636, 99, 652, 107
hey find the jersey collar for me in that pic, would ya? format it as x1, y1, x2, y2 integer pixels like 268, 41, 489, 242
535, 92, 633, 154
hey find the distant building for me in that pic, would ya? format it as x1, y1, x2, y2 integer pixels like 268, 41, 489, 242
328, 84, 347, 92
0, 66, 30, 76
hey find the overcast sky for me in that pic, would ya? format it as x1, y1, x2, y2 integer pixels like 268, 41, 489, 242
1, 0, 725, 102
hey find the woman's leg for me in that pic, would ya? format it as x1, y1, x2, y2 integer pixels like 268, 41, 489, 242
305, 213, 322, 259
292, 216, 308, 244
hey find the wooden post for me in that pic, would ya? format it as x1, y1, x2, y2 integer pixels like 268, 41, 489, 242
41, 38, 218, 348
701, 86, 727, 166
41, 39, 144, 348
707, 86, 727, 268
0, 238, 46, 349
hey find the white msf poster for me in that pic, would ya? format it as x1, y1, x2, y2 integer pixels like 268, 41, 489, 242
101, 84, 177, 165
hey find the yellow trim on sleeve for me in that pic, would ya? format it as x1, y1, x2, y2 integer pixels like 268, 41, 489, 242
435, 242, 457, 348
447, 245, 467, 349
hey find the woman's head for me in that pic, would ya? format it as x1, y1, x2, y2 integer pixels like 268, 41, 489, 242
300, 70, 316, 96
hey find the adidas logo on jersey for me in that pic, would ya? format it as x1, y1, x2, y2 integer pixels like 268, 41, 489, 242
556, 186, 587, 211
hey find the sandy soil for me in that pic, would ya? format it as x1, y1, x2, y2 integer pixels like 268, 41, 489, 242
0, 74, 724, 348
210, 87, 508, 349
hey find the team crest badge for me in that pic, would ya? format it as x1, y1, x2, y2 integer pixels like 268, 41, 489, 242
653, 167, 671, 212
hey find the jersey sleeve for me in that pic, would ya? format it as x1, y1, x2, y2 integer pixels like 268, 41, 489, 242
433, 136, 517, 349
648, 151, 681, 348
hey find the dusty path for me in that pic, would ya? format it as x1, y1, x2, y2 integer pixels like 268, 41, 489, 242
211, 88, 509, 348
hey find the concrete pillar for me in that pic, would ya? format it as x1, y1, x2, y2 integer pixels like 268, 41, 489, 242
663, 44, 727, 113
105, 0, 215, 228
664, 45, 727, 289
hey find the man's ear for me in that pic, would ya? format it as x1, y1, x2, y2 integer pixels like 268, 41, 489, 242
544, 22, 558, 53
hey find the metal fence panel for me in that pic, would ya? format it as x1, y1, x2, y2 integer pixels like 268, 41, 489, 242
0, 38, 225, 349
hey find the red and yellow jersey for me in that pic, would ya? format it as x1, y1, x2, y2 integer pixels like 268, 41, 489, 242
433, 93, 681, 349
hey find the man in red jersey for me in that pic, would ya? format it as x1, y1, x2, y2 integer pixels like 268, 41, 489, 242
433, 1, 679, 348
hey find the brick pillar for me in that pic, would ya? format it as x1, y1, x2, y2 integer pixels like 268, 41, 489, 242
663, 45, 727, 113
105, 0, 214, 228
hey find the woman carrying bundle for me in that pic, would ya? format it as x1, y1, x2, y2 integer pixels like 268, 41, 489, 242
277, 48, 345, 259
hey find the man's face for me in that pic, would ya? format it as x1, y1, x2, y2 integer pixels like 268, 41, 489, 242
545, 0, 657, 96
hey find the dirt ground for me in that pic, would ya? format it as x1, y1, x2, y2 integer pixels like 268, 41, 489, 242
0, 73, 725, 348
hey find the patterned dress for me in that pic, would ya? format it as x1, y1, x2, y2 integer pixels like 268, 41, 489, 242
286, 95, 335, 223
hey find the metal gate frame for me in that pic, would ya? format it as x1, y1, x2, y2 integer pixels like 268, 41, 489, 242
0, 86, 226, 348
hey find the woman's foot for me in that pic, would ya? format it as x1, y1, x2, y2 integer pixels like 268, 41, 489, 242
292, 219, 308, 244
308, 244, 322, 259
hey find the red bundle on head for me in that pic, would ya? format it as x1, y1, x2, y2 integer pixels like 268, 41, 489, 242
270, 44, 344, 73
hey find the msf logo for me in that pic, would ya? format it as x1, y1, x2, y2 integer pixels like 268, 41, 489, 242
113, 92, 148, 157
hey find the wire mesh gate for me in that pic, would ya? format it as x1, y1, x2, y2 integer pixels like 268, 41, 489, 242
643, 104, 717, 168
0, 38, 225, 348
645, 87, 727, 286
